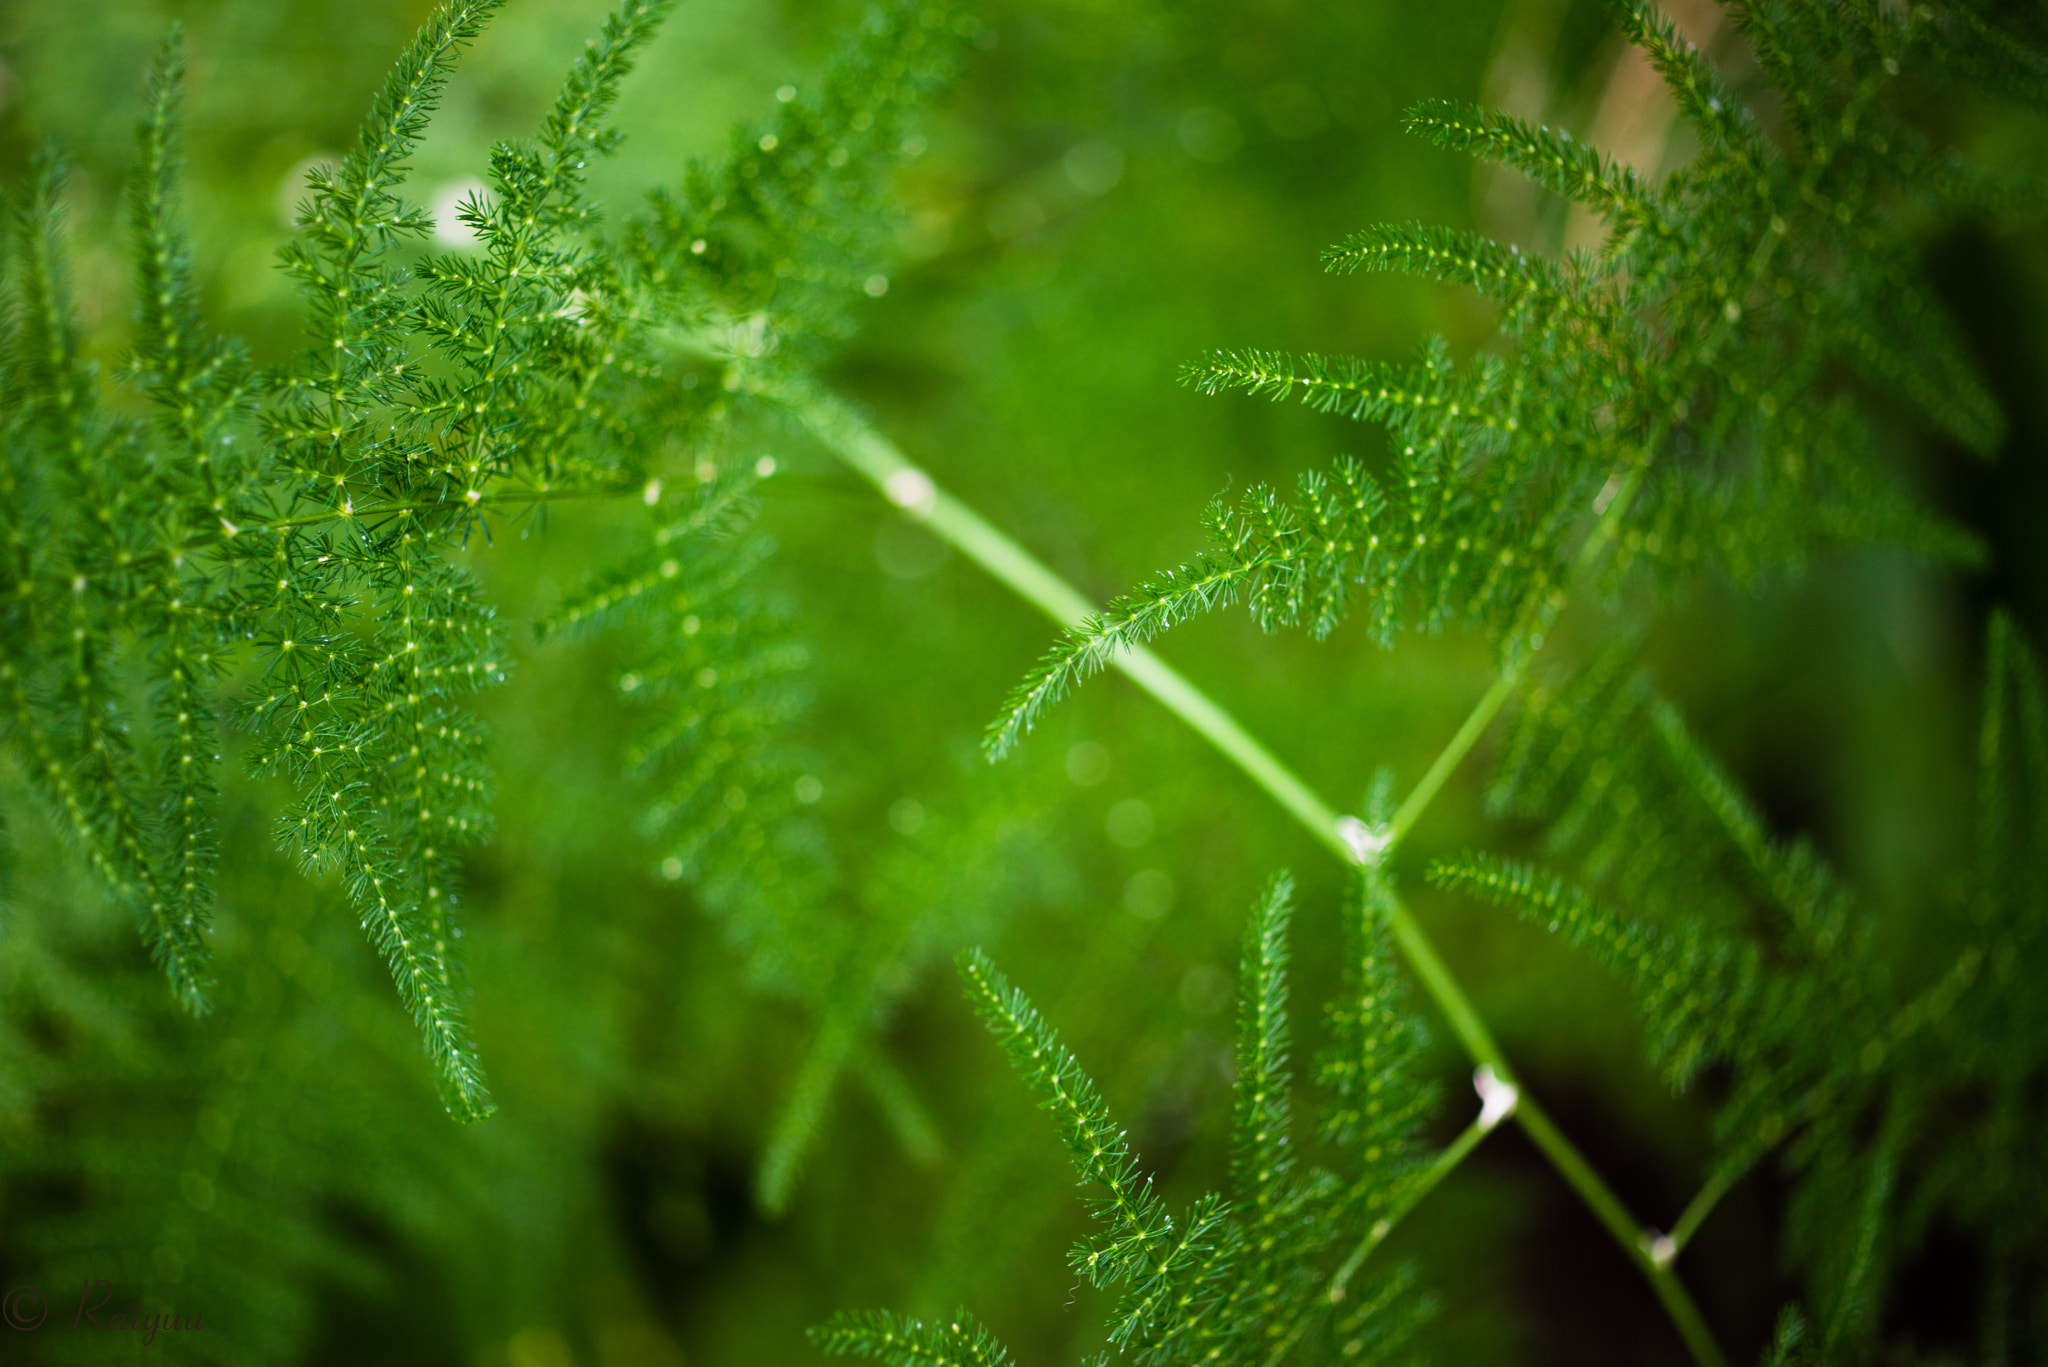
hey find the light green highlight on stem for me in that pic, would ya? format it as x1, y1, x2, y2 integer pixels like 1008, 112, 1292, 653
797, 389, 1352, 853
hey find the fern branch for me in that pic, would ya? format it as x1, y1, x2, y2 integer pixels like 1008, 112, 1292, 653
1646, 696, 1855, 963
1428, 853, 1753, 1089
956, 948, 1177, 1284
813, 1310, 1014, 1367
787, 389, 1344, 849
2, 152, 215, 1010
799, 378, 1732, 1355
1403, 97, 1665, 230
1188, 347, 1480, 428
1232, 871, 1299, 1253
1323, 223, 1626, 348
801, 391, 1729, 1364
1612, 0, 1764, 164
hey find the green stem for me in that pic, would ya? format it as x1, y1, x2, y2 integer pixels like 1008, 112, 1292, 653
1518, 1096, 1728, 1367
1384, 876, 1726, 1367
1261, 1111, 1494, 1367
798, 389, 1350, 852
1381, 885, 1509, 1069
1385, 670, 1520, 851
1333, 1114, 1492, 1291
1381, 457, 1648, 859
793, 390, 1730, 1367
1669, 1163, 1741, 1252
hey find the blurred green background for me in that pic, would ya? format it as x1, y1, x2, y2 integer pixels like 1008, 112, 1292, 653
1, 0, 2043, 1364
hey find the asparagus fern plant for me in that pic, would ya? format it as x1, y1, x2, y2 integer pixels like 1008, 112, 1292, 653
831, 3, 2048, 1364
2, 0, 2045, 1363
2, 0, 979, 1139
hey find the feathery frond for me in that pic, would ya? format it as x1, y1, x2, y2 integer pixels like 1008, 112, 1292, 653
814, 1309, 1015, 1367
989, 0, 2011, 755
837, 874, 1443, 1367
0, 79, 236, 1013
7, 3, 2048, 1360
0, 0, 844, 1115
1403, 98, 1664, 232
241, 0, 683, 1118
1427, 854, 1755, 1091
531, 0, 982, 1199
626, 1, 975, 357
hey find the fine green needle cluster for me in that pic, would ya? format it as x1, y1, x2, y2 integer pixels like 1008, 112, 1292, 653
5, 0, 2048, 1362
973, 1, 2048, 1359
820, 870, 1444, 1367
0, 0, 975, 1124
987, 0, 2018, 761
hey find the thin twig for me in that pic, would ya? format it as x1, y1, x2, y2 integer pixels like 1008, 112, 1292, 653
1261, 1104, 1499, 1367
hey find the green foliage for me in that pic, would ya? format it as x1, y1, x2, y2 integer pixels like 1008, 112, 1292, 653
989, 0, 2011, 760
1442, 648, 1993, 1263
0, 0, 973, 1128
1897, 612, 2048, 1361
532, 1, 996, 1207
973, 0, 2048, 1360
0, 114, 232, 1015
252, 0, 523, 1119
542, 473, 825, 1000
816, 1310, 1016, 1367
824, 872, 1438, 1367
1427, 851, 1755, 1093
626, 0, 966, 353
4, 0, 2048, 1363
1, 0, 675, 1118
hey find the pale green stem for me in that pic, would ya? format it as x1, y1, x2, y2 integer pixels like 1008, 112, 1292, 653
1331, 1115, 1491, 1294
791, 390, 1729, 1367
1381, 459, 1646, 857
795, 389, 1347, 849
1385, 671, 1520, 850
1371, 457, 1727, 1367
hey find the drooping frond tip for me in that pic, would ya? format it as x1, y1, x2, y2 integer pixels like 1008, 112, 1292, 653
1402, 98, 1662, 228
956, 948, 1165, 1240
1428, 853, 1751, 1090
